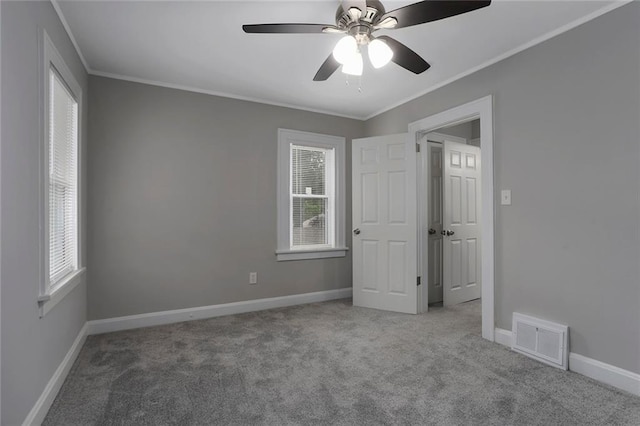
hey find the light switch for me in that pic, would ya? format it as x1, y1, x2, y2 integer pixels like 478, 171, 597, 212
501, 190, 512, 205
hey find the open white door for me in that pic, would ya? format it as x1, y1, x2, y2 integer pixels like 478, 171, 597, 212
352, 134, 418, 314
443, 140, 481, 306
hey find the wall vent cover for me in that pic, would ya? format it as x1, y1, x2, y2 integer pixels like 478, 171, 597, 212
512, 313, 569, 370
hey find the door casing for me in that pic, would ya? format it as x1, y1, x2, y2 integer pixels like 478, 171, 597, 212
410, 96, 495, 342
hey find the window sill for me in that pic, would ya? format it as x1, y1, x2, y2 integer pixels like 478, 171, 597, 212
38, 267, 86, 317
276, 247, 349, 261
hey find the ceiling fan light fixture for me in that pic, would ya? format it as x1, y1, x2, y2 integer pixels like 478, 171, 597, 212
368, 39, 393, 68
342, 51, 363, 76
332, 35, 358, 65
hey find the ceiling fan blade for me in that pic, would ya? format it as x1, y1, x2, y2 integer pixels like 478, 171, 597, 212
376, 36, 430, 74
313, 54, 341, 81
379, 0, 491, 29
242, 24, 337, 34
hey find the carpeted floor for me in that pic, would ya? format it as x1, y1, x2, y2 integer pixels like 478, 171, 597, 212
44, 299, 640, 425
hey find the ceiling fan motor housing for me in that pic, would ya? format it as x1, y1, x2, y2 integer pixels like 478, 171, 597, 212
336, 1, 386, 44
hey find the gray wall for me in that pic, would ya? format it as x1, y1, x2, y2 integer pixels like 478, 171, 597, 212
436, 119, 481, 145
1, 2, 88, 424
365, 3, 640, 374
471, 119, 480, 140
438, 121, 474, 140
88, 76, 364, 320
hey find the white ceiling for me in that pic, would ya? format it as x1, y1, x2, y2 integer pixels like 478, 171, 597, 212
56, 0, 621, 119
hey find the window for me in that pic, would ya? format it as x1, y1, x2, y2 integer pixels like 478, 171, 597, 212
49, 70, 78, 285
291, 145, 333, 248
277, 129, 347, 261
39, 31, 84, 316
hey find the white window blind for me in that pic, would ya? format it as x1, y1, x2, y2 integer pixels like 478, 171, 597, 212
290, 145, 334, 249
48, 68, 79, 287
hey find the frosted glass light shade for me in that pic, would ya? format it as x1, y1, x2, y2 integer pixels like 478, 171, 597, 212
332, 36, 358, 65
342, 51, 363, 76
368, 39, 393, 68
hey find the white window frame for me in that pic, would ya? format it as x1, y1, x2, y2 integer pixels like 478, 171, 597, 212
277, 129, 348, 261
38, 30, 85, 317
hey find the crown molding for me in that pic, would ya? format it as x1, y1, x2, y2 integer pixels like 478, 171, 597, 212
89, 70, 365, 121
50, 0, 632, 122
50, 0, 90, 73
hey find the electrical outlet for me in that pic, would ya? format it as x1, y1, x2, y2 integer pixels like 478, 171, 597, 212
501, 190, 512, 205
249, 272, 257, 284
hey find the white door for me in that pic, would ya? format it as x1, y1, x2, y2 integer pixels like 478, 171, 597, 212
352, 134, 417, 314
443, 140, 481, 306
427, 143, 444, 304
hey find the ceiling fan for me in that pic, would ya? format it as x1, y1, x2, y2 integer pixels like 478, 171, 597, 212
243, 0, 491, 81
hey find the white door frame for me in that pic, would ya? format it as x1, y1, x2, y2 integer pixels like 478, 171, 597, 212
421, 132, 467, 145
409, 95, 495, 342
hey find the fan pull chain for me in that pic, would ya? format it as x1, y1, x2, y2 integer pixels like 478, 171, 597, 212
344, 75, 364, 93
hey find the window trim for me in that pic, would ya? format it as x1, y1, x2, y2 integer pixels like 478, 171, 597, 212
277, 129, 348, 261
38, 30, 84, 317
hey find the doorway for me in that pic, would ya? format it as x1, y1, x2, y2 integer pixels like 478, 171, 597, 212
419, 122, 481, 309
410, 96, 495, 341
351, 96, 495, 341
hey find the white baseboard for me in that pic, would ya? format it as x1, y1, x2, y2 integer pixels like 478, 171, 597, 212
87, 287, 352, 335
22, 323, 88, 426
569, 353, 640, 396
493, 327, 640, 396
494, 327, 513, 347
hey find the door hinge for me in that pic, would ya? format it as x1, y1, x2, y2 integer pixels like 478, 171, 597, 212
416, 143, 421, 153
417, 276, 422, 286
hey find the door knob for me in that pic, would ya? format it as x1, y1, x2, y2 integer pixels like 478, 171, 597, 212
446, 230, 455, 236
353, 228, 361, 235
428, 228, 436, 235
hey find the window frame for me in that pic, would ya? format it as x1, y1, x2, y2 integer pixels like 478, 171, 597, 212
38, 30, 85, 317
277, 129, 348, 261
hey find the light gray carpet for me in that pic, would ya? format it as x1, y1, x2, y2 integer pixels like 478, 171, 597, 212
44, 299, 640, 425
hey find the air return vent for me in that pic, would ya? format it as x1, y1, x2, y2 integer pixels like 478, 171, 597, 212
512, 313, 569, 370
